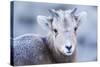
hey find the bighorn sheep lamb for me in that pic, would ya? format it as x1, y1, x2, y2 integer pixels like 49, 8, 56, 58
11, 8, 86, 66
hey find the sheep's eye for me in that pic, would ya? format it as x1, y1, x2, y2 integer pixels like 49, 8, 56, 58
50, 18, 53, 22
53, 29, 58, 37
74, 27, 77, 31
53, 29, 57, 33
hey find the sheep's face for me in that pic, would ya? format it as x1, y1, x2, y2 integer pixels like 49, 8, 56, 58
37, 8, 86, 56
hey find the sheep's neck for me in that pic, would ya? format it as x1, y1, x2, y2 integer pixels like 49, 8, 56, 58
46, 34, 76, 63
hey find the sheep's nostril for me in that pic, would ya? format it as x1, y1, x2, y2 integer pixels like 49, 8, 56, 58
66, 45, 72, 51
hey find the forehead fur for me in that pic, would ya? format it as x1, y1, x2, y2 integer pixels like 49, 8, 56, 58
51, 9, 76, 31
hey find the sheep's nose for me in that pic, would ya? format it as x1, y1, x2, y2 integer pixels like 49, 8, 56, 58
66, 45, 72, 51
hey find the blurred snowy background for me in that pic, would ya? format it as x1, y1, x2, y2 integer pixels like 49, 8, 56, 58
12, 1, 97, 62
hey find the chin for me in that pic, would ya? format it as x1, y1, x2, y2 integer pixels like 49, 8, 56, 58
65, 52, 73, 56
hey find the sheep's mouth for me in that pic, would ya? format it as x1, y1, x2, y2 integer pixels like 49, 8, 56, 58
67, 51, 71, 53
65, 51, 73, 56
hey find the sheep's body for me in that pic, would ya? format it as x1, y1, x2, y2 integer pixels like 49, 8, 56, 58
13, 34, 53, 65
13, 34, 76, 66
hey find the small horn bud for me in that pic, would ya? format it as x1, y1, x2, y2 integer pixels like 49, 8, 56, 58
71, 8, 77, 14
48, 9, 59, 17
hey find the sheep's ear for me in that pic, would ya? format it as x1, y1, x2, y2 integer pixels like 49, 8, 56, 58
75, 11, 87, 27
37, 15, 52, 30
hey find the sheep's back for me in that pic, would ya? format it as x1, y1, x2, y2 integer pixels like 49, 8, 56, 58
12, 34, 53, 66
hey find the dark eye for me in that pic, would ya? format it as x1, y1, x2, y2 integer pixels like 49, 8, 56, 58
74, 27, 77, 31
50, 18, 53, 22
53, 29, 58, 37
53, 29, 57, 33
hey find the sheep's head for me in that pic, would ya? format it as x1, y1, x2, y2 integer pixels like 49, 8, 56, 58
37, 8, 86, 56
